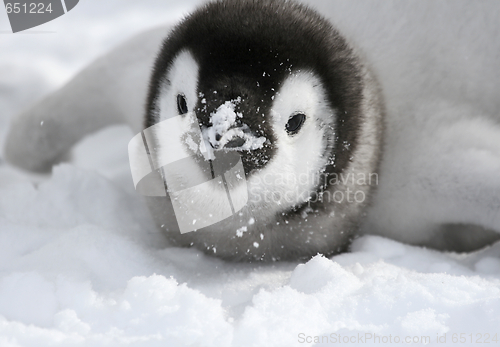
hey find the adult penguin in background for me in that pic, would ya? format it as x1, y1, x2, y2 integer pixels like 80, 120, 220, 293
6, 0, 500, 261
5, 0, 384, 261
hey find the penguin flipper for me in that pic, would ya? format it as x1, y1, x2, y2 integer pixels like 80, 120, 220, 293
3, 26, 169, 172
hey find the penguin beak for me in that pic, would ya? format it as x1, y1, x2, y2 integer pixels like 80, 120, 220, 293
201, 99, 267, 152
204, 125, 266, 152
222, 135, 246, 149
209, 127, 249, 150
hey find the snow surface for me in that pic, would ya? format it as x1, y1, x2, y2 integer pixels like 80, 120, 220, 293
1, 1, 500, 346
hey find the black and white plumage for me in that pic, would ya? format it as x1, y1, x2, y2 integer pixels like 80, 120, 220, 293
5, 0, 500, 261
140, 0, 383, 261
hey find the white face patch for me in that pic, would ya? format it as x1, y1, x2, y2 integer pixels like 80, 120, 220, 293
153, 50, 203, 188
247, 70, 335, 216
154, 49, 206, 160
151, 50, 249, 228
157, 50, 200, 123
153, 50, 229, 204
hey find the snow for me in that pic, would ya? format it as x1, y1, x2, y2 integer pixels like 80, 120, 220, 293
202, 98, 267, 153
1, 1, 500, 346
2, 152, 500, 346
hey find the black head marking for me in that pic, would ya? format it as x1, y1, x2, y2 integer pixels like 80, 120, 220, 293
146, 0, 365, 182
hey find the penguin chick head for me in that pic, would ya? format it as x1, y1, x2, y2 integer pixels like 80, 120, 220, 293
144, 0, 384, 261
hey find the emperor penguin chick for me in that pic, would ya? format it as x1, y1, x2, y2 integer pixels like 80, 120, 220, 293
141, 0, 385, 261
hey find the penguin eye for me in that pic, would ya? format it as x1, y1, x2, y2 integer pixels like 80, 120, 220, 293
177, 94, 188, 115
285, 113, 306, 135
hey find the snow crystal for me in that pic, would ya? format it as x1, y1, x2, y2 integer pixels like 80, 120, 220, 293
236, 226, 248, 237
202, 98, 266, 152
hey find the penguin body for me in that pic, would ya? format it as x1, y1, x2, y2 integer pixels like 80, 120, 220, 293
5, 0, 500, 261
139, 0, 383, 260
